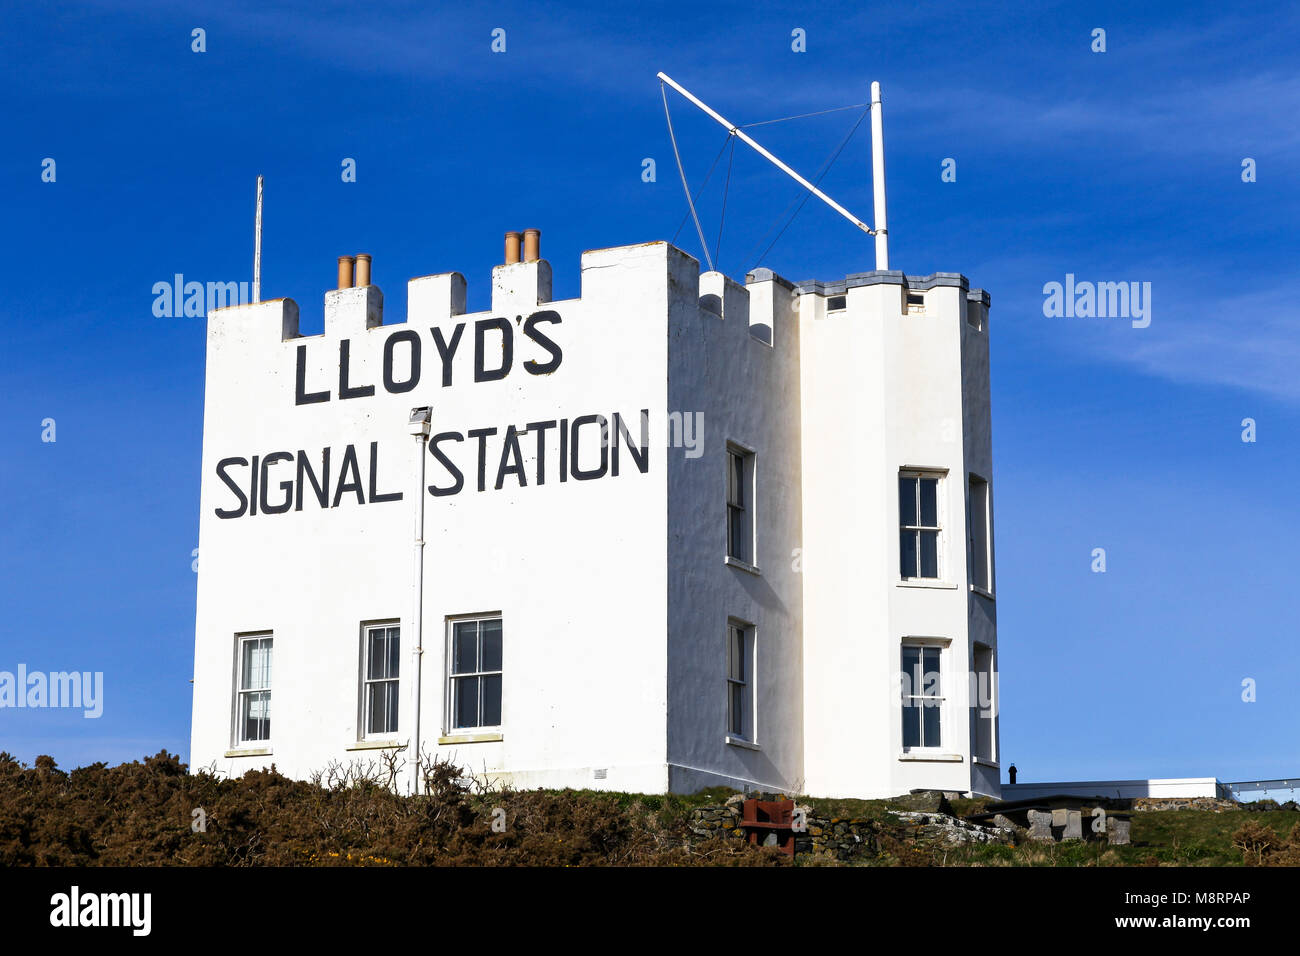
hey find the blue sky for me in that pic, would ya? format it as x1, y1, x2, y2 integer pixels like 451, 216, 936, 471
2, 0, 1297, 792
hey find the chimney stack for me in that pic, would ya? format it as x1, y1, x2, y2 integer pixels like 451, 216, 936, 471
523, 228, 541, 263
504, 231, 522, 265
354, 254, 372, 287
337, 256, 355, 290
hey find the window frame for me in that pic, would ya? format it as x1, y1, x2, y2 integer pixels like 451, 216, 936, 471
968, 473, 994, 597
971, 642, 997, 765
900, 638, 946, 753
444, 614, 503, 734
233, 632, 273, 747
725, 619, 756, 745
360, 621, 401, 741
725, 441, 758, 571
898, 469, 946, 582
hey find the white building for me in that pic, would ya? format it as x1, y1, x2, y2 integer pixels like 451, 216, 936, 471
1002, 778, 1228, 802
190, 231, 999, 799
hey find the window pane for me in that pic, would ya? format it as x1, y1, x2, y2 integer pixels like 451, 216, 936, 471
902, 696, 920, 748
730, 453, 744, 508
243, 638, 271, 691
899, 477, 916, 527
480, 620, 502, 672
730, 506, 750, 561
387, 627, 401, 678
366, 683, 386, 734
258, 639, 272, 688
454, 676, 478, 728
733, 630, 745, 682
900, 530, 917, 577
919, 478, 938, 527
482, 674, 502, 726
902, 646, 921, 696
730, 685, 743, 736
453, 623, 478, 675
242, 690, 270, 741
923, 647, 941, 697
969, 478, 989, 590
241, 642, 256, 690
367, 630, 386, 680
922, 701, 941, 748
919, 530, 938, 578
384, 681, 399, 733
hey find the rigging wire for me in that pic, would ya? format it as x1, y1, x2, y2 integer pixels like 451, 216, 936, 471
744, 106, 870, 271
740, 102, 870, 129
713, 136, 736, 272
661, 82, 874, 274
661, 81, 714, 272
670, 133, 735, 245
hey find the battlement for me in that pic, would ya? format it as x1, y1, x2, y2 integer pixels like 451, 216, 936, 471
203, 242, 986, 396
206, 240, 807, 352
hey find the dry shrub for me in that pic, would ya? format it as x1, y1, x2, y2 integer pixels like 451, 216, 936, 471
1232, 819, 1278, 866
0, 751, 782, 867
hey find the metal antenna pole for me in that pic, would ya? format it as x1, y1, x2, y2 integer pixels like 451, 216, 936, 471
870, 82, 889, 269
657, 72, 875, 237
253, 175, 263, 303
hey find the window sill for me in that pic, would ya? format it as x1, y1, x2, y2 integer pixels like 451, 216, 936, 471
438, 732, 503, 745
973, 757, 999, 769
346, 739, 405, 752
724, 555, 761, 576
897, 752, 964, 763
725, 736, 760, 751
224, 747, 272, 757
897, 579, 958, 590
970, 585, 995, 600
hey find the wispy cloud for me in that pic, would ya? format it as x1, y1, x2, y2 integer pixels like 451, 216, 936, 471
888, 67, 1300, 168
1109, 286, 1300, 402
998, 270, 1300, 404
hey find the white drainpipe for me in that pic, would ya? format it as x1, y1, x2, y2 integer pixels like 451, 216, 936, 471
406, 406, 432, 795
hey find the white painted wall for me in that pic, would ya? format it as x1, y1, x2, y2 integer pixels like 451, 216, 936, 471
665, 261, 805, 794
798, 273, 999, 798
192, 241, 997, 800
194, 244, 674, 792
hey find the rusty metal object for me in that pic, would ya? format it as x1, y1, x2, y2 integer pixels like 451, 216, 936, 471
741, 797, 796, 857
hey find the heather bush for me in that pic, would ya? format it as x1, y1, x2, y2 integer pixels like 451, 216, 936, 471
0, 751, 782, 867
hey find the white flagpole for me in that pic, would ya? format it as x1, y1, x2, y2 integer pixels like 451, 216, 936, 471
870, 83, 889, 269
253, 175, 263, 303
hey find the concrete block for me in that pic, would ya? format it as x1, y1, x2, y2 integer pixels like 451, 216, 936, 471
1062, 809, 1083, 841
1027, 810, 1054, 841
